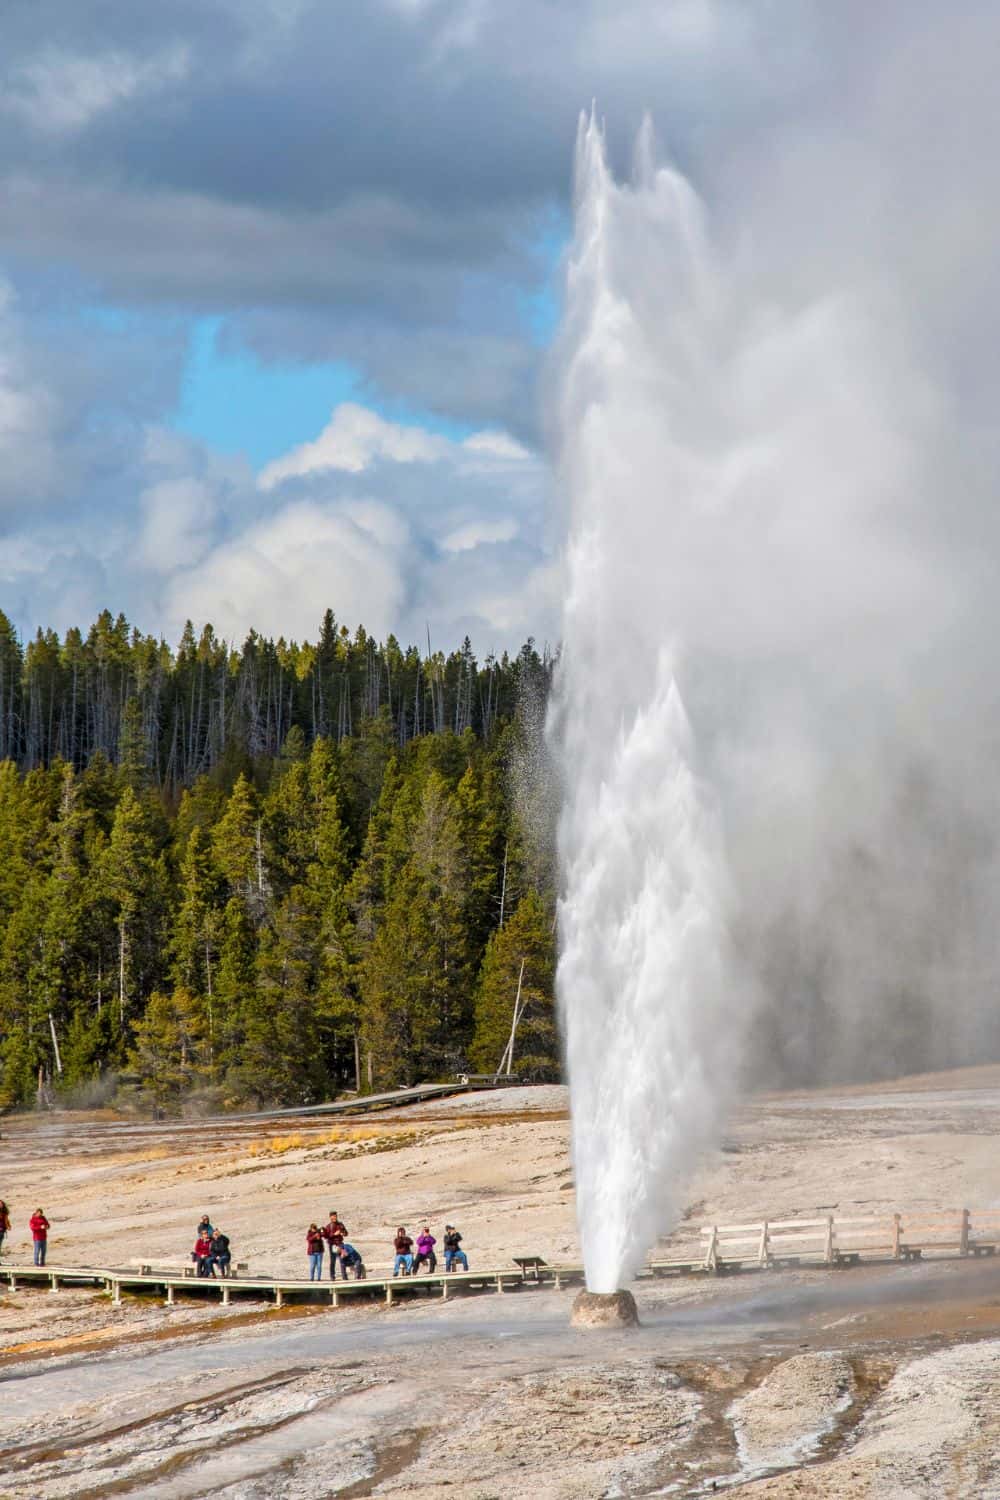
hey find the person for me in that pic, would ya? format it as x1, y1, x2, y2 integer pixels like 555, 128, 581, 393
193, 1231, 214, 1277
393, 1227, 413, 1276
338, 1242, 366, 1280
0, 1200, 10, 1258
413, 1226, 437, 1274
443, 1224, 468, 1272
196, 1213, 214, 1240
30, 1208, 49, 1267
306, 1224, 325, 1281
322, 1211, 349, 1280
210, 1228, 231, 1278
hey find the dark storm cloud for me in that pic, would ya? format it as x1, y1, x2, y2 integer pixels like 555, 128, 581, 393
0, 0, 783, 434
0, 3, 764, 319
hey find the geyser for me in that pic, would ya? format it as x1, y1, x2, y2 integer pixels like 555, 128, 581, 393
552, 114, 738, 1296
570, 1289, 640, 1329
554, 95, 1000, 1301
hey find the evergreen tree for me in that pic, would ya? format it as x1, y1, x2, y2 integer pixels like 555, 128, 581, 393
127, 987, 209, 1109
171, 825, 223, 1053
358, 773, 473, 1086
100, 787, 159, 1032
0, 610, 561, 1109
213, 773, 269, 923
470, 890, 557, 1079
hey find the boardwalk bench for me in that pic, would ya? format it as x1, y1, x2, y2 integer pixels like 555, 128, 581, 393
127, 1258, 250, 1279
513, 1256, 546, 1281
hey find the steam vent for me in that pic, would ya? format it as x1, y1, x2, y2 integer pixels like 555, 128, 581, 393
570, 1289, 640, 1328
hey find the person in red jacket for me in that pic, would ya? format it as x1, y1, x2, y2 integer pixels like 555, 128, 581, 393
322, 1211, 349, 1281
0, 1200, 10, 1258
306, 1224, 325, 1281
30, 1208, 49, 1266
393, 1227, 413, 1277
192, 1233, 214, 1277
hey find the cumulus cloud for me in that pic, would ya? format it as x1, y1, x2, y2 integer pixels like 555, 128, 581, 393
0, 311, 554, 649
1, 0, 999, 687
163, 401, 553, 645
161, 497, 409, 642
258, 403, 449, 487
138, 478, 219, 573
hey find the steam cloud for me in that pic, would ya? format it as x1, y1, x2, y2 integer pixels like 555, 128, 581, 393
553, 96, 1000, 1290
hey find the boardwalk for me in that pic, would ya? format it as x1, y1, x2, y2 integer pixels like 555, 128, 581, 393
3, 1207, 996, 1315
0, 1260, 585, 1309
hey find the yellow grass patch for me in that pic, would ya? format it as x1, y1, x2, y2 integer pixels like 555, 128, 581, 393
246, 1125, 431, 1158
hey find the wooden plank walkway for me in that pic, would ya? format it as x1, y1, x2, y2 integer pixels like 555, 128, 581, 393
212, 1077, 521, 1123
650, 1207, 1000, 1277
0, 1261, 585, 1308
4, 1207, 995, 1313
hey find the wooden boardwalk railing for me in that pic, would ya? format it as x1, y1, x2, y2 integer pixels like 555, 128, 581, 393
3, 1208, 997, 1312
650, 1208, 1000, 1277
0, 1260, 585, 1309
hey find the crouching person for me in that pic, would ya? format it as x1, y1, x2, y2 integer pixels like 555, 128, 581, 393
339, 1242, 366, 1280
443, 1224, 468, 1272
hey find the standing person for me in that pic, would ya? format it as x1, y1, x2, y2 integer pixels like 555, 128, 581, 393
192, 1231, 214, 1277
413, 1227, 437, 1274
0, 1200, 10, 1258
30, 1208, 50, 1266
443, 1225, 468, 1272
306, 1224, 325, 1281
322, 1211, 349, 1280
210, 1228, 231, 1278
393, 1227, 413, 1277
196, 1213, 214, 1241
338, 1242, 366, 1280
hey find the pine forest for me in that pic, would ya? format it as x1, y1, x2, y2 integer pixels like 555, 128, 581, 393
0, 608, 559, 1113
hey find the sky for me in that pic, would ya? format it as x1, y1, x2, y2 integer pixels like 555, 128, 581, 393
2, 1, 999, 656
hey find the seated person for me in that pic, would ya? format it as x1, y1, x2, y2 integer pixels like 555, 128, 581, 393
393, 1227, 414, 1276
443, 1224, 468, 1272
193, 1233, 214, 1276
413, 1227, 437, 1273
210, 1229, 231, 1278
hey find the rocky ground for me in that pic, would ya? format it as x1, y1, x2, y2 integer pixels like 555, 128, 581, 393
2, 1065, 1000, 1496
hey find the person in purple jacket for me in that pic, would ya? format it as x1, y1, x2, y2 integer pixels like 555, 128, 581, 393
412, 1226, 437, 1274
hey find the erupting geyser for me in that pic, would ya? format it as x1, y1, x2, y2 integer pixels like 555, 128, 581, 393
553, 113, 739, 1297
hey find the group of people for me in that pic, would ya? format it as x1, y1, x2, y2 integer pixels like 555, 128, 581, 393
1, 1197, 470, 1284
302, 1212, 470, 1280
191, 1214, 232, 1277
392, 1224, 468, 1277
305, 1211, 366, 1281
0, 1203, 50, 1267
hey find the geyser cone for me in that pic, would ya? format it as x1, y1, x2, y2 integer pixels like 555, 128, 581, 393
570, 1289, 640, 1328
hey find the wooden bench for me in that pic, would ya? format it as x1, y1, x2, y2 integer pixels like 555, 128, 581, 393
513, 1256, 547, 1281
129, 1259, 249, 1279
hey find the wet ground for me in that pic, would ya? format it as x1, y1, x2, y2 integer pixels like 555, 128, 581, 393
3, 1255, 1000, 1496
5, 1067, 1000, 1495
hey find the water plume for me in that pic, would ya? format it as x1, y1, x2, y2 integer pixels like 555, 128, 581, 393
553, 115, 739, 1293
553, 103, 1000, 1293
